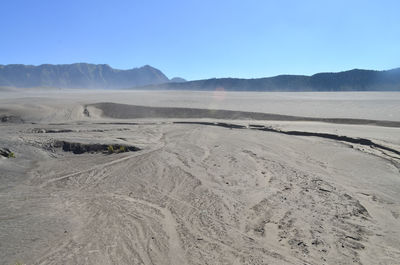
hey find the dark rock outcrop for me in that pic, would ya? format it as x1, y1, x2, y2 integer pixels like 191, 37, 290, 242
53, 141, 140, 154
1, 115, 24, 123
0, 148, 14, 158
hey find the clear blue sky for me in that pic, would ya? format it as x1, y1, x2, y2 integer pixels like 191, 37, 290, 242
1, 0, 399, 80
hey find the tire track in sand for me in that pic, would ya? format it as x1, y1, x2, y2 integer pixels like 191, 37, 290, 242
112, 194, 187, 265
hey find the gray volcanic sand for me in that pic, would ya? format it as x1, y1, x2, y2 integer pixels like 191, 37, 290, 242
0, 91, 399, 265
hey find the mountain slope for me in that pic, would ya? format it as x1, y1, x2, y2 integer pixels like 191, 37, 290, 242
0, 63, 169, 89
2, 64, 400, 91
137, 68, 400, 91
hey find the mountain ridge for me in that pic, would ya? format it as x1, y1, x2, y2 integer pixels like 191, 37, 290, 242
140, 68, 400, 92
1, 63, 400, 91
0, 63, 170, 89
135, 67, 400, 91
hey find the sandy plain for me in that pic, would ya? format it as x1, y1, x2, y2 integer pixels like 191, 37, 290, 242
0, 90, 399, 265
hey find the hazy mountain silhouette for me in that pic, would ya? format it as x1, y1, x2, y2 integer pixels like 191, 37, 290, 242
0, 63, 169, 89
170, 77, 187, 83
138, 68, 400, 91
1, 63, 400, 91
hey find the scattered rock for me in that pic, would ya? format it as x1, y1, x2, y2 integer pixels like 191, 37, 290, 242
311, 238, 324, 246
318, 188, 331, 192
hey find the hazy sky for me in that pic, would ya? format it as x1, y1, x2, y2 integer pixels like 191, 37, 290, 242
1, 0, 399, 80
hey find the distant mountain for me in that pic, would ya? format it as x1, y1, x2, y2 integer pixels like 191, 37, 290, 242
137, 68, 400, 91
169, 77, 187, 83
0, 63, 169, 89
2, 64, 400, 91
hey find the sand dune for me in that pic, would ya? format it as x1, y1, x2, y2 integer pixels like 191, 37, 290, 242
0, 92, 399, 265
